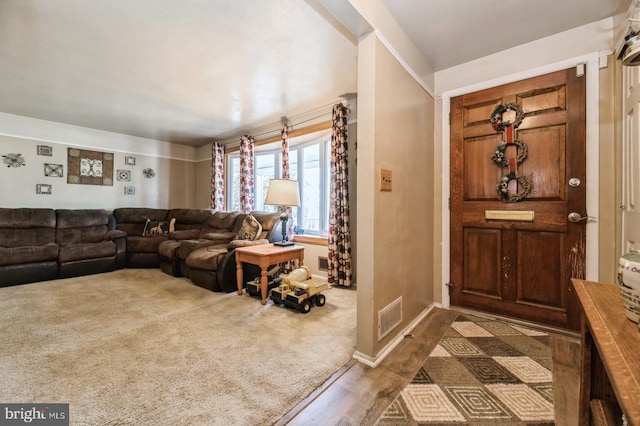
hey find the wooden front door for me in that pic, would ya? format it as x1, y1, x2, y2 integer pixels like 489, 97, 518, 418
450, 68, 586, 331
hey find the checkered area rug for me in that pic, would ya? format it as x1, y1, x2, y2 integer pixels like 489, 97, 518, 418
375, 314, 555, 425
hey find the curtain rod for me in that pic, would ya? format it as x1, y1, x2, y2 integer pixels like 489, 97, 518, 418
225, 120, 332, 154
217, 99, 347, 145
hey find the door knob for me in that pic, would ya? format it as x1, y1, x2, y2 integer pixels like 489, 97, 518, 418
568, 212, 595, 223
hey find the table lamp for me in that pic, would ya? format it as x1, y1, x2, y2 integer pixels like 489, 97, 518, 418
264, 178, 300, 246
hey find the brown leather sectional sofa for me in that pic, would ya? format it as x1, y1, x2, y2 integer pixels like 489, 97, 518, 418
0, 208, 126, 287
0, 207, 282, 292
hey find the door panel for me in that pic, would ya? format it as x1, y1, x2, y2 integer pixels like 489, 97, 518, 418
463, 228, 502, 298
622, 65, 640, 253
518, 126, 565, 200
517, 231, 565, 309
464, 135, 503, 200
450, 68, 586, 330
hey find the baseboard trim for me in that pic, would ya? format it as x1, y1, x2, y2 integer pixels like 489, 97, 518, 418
311, 273, 328, 282
352, 303, 436, 368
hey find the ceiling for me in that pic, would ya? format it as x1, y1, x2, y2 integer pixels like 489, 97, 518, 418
0, 0, 358, 147
381, 0, 624, 72
0, 1, 626, 148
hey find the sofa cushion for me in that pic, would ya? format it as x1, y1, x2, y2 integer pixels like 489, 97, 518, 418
58, 241, 116, 263
0, 208, 56, 229
126, 236, 167, 253
56, 209, 109, 229
169, 229, 201, 240
251, 210, 281, 233
157, 240, 182, 258
0, 243, 59, 266
112, 208, 169, 236
142, 218, 176, 236
169, 209, 214, 229
56, 210, 110, 245
235, 214, 262, 241
177, 239, 224, 261
0, 208, 57, 247
185, 246, 228, 271
0, 228, 57, 248
200, 211, 242, 235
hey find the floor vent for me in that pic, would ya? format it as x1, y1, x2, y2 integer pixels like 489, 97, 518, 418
318, 256, 329, 271
378, 297, 403, 341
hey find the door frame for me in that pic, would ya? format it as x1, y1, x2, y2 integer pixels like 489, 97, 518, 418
440, 52, 601, 309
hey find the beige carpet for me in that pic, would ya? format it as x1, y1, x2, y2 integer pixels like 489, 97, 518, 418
0, 269, 356, 425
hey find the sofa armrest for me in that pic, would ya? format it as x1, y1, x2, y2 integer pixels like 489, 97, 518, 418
226, 239, 269, 250
169, 229, 200, 240
214, 239, 270, 292
201, 231, 236, 243
104, 229, 127, 240
104, 230, 127, 269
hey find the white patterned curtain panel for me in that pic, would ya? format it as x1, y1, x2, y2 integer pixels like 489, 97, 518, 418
328, 103, 352, 287
239, 135, 255, 214
281, 121, 290, 180
211, 142, 225, 210
281, 121, 295, 241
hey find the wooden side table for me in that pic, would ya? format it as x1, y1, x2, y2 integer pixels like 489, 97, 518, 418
235, 243, 305, 305
571, 278, 640, 426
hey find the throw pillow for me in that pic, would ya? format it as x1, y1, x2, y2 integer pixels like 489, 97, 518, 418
142, 218, 176, 237
234, 214, 262, 241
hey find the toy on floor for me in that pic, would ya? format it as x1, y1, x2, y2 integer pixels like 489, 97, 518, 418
270, 266, 328, 314
246, 276, 282, 297
246, 265, 281, 297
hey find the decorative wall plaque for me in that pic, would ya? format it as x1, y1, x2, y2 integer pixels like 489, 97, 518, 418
44, 164, 63, 177
67, 148, 113, 185
37, 145, 53, 156
116, 169, 131, 182
2, 153, 26, 168
124, 186, 135, 195
125, 156, 136, 166
36, 184, 52, 194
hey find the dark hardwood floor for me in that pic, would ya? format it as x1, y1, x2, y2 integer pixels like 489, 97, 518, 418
276, 307, 581, 426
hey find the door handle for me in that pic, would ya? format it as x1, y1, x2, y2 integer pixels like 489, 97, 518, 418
567, 212, 595, 223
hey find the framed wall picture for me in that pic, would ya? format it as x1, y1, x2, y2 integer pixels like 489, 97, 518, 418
37, 145, 53, 156
67, 148, 113, 186
124, 186, 135, 195
125, 156, 136, 166
116, 169, 131, 181
44, 163, 64, 177
36, 184, 52, 194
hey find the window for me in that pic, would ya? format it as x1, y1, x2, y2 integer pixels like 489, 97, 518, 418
226, 130, 331, 236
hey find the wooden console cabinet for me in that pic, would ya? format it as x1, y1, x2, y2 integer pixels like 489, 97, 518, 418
571, 279, 640, 426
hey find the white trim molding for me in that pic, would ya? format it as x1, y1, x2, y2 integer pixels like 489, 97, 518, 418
372, 30, 435, 98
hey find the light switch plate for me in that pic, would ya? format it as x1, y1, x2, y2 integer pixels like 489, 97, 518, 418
380, 169, 392, 191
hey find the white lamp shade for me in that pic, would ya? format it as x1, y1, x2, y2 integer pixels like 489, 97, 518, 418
264, 179, 300, 207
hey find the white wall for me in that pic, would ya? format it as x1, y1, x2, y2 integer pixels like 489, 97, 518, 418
355, 32, 434, 363
0, 113, 198, 209
435, 19, 614, 95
